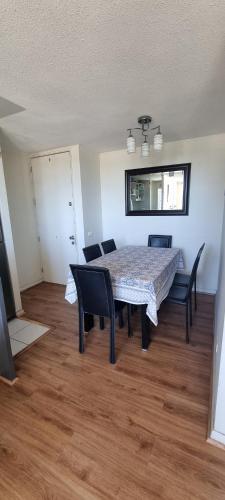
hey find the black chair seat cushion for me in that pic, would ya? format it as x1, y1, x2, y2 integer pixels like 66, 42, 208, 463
167, 285, 188, 304
173, 272, 190, 287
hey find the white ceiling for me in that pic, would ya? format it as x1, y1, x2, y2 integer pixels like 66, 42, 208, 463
0, 0, 225, 153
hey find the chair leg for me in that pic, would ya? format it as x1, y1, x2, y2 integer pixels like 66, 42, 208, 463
118, 309, 124, 328
127, 304, 133, 337
79, 307, 84, 353
131, 304, 137, 315
84, 313, 94, 332
110, 316, 116, 364
141, 304, 151, 350
190, 294, 193, 327
186, 301, 190, 344
99, 316, 105, 330
194, 278, 197, 311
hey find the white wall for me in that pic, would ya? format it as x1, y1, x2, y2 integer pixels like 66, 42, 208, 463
210, 198, 225, 445
69, 145, 85, 263
0, 132, 42, 290
100, 134, 225, 293
0, 154, 22, 313
213, 332, 225, 444
79, 145, 103, 247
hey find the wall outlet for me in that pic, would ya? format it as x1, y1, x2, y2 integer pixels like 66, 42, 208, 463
87, 231, 93, 237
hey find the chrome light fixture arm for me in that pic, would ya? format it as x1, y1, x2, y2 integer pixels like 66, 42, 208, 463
150, 125, 161, 133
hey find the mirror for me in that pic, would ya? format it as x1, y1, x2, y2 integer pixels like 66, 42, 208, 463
125, 163, 191, 216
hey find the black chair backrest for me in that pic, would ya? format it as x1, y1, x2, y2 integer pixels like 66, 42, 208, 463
83, 244, 102, 263
187, 243, 205, 295
148, 235, 172, 248
70, 265, 114, 318
101, 239, 117, 254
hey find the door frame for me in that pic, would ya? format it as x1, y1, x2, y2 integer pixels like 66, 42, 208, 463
30, 145, 86, 264
0, 216, 16, 320
30, 149, 77, 282
0, 156, 22, 314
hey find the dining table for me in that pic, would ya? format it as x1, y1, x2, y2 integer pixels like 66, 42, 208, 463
65, 245, 184, 350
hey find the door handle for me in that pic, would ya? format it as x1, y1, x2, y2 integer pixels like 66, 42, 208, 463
69, 235, 75, 240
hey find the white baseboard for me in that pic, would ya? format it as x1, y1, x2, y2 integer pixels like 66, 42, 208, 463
20, 279, 43, 292
197, 289, 216, 296
209, 430, 225, 447
16, 309, 25, 318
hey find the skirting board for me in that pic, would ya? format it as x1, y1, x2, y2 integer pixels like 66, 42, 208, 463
209, 430, 225, 448
197, 290, 216, 296
20, 279, 43, 292
16, 309, 25, 318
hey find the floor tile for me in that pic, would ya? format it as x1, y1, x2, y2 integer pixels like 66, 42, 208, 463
10, 338, 27, 356
8, 318, 32, 336
12, 323, 49, 345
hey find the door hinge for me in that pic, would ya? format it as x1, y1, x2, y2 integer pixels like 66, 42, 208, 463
30, 165, 32, 173
33, 197, 36, 207
37, 236, 40, 242
41, 266, 44, 273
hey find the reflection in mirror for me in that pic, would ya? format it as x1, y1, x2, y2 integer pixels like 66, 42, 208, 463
125, 164, 191, 216
130, 171, 184, 211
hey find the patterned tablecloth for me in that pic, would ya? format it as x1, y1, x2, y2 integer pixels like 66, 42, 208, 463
65, 246, 184, 326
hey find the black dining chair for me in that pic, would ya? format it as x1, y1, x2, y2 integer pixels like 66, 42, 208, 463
82, 242, 125, 330
148, 235, 172, 248
70, 265, 132, 363
173, 243, 205, 311
165, 245, 205, 343
101, 239, 117, 255
83, 243, 104, 329
83, 244, 102, 263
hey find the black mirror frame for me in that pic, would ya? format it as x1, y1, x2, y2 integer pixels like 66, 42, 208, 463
125, 163, 191, 216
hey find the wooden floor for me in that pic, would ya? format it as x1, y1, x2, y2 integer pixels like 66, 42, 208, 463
0, 283, 225, 499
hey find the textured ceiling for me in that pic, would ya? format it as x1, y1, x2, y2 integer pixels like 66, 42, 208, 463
0, 0, 225, 153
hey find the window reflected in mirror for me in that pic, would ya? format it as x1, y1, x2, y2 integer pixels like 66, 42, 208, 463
126, 164, 191, 216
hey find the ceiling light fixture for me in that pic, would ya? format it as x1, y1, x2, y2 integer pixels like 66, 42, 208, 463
153, 127, 163, 151
141, 135, 150, 157
126, 115, 163, 157
127, 130, 136, 154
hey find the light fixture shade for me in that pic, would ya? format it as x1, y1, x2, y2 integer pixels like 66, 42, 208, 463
141, 139, 150, 157
127, 134, 136, 154
154, 132, 163, 151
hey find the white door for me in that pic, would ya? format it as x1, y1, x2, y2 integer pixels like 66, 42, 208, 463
31, 152, 77, 284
